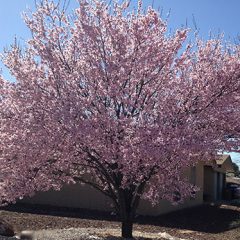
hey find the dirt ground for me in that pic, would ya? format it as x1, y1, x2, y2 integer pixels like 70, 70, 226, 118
0, 201, 240, 240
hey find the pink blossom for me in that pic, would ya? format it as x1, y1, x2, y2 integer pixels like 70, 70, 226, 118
0, 0, 240, 238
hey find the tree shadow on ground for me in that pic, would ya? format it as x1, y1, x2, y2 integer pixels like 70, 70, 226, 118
136, 204, 240, 234
0, 202, 118, 222
1, 202, 240, 234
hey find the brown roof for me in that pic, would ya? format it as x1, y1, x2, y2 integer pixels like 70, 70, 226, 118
215, 154, 234, 172
216, 154, 231, 165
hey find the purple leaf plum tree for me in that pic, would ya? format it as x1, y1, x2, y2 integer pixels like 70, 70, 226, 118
0, 0, 240, 238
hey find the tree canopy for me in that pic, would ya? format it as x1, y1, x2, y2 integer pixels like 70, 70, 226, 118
0, 0, 240, 238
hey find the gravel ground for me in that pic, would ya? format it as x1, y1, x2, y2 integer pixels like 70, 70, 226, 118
0, 201, 239, 240
28, 228, 107, 240
15, 227, 188, 240
32, 228, 172, 240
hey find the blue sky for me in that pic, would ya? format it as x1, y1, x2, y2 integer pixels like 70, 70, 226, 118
0, 0, 240, 166
1, 0, 240, 78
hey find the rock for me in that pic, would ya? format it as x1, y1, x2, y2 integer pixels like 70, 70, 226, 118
158, 232, 187, 240
19, 230, 34, 240
0, 218, 14, 237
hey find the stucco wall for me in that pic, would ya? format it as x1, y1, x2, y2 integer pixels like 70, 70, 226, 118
22, 164, 204, 216
23, 183, 111, 211
203, 166, 226, 201
203, 166, 215, 201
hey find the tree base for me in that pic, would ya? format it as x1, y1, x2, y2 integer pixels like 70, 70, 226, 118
121, 221, 133, 238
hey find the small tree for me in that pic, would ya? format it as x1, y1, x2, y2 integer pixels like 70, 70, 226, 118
232, 162, 240, 177
1, 0, 240, 238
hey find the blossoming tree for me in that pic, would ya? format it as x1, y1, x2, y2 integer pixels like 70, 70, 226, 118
0, 0, 240, 238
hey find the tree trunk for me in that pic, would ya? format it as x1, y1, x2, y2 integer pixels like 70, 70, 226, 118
121, 219, 133, 238
117, 184, 146, 238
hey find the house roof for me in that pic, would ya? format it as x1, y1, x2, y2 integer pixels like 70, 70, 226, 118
204, 154, 235, 173
216, 154, 230, 165
215, 154, 234, 173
